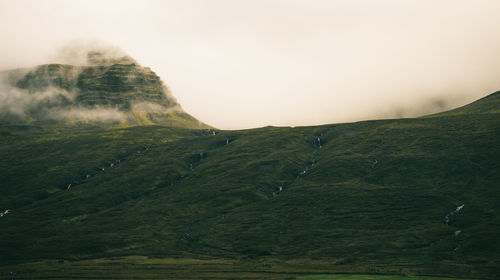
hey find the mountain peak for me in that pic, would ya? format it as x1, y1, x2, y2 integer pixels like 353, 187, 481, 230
86, 50, 136, 66
0, 43, 209, 129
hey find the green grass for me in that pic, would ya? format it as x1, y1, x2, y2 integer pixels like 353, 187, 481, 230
298, 275, 476, 280
0, 92, 499, 279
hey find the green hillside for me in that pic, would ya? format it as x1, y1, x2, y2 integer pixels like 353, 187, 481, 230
0, 91, 499, 279
426, 91, 500, 117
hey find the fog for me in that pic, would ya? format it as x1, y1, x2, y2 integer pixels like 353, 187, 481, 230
49, 107, 125, 123
51, 41, 135, 66
1, 0, 500, 129
0, 77, 126, 122
0, 85, 74, 118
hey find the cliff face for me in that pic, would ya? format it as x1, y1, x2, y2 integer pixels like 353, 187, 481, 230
0, 50, 208, 129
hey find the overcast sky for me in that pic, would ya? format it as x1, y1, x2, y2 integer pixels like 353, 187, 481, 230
1, 0, 500, 129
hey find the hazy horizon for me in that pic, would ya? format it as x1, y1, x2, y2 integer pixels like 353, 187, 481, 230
2, 0, 500, 129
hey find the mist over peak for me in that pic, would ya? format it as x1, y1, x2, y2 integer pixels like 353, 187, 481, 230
51, 41, 137, 67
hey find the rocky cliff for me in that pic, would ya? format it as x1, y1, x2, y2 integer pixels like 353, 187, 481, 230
0, 48, 208, 128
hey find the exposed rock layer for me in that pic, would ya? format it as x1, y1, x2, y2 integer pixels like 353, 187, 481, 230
0, 50, 208, 128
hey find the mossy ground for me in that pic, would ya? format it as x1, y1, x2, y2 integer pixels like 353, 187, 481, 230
0, 94, 499, 279
297, 275, 476, 280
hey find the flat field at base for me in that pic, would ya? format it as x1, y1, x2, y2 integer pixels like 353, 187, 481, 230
0, 257, 482, 280
298, 274, 477, 280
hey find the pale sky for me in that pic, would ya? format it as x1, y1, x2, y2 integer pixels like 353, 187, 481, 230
1, 0, 500, 129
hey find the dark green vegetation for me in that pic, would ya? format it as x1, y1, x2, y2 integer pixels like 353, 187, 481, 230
0, 91, 499, 279
297, 275, 477, 280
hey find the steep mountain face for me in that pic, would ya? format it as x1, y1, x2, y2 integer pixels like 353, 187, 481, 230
0, 92, 499, 279
0, 49, 208, 128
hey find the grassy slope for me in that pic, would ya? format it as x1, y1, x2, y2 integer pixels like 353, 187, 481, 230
297, 275, 477, 280
0, 93, 499, 279
427, 91, 500, 117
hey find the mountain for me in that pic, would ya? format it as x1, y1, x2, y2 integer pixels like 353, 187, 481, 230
0, 48, 208, 128
0, 86, 499, 278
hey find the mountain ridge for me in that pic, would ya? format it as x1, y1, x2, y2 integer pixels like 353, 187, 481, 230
0, 49, 209, 129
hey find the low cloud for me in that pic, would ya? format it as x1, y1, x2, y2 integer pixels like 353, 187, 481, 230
48, 107, 125, 122
0, 79, 75, 119
0, 82, 125, 123
131, 101, 182, 114
366, 96, 470, 120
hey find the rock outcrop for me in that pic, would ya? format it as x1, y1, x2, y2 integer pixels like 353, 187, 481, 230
0, 48, 208, 128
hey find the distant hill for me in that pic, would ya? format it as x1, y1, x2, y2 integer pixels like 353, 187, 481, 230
0, 85, 499, 278
0, 47, 208, 128
426, 91, 500, 117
